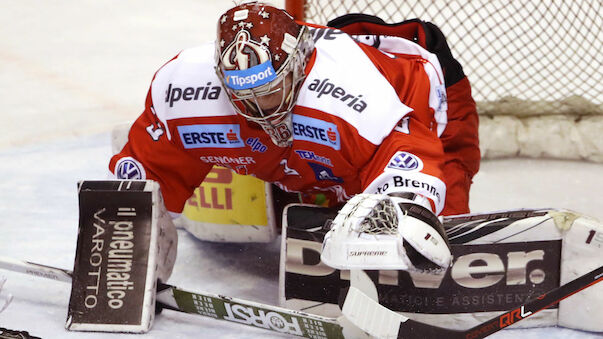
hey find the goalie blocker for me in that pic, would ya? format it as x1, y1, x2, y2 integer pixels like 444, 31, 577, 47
66, 180, 177, 333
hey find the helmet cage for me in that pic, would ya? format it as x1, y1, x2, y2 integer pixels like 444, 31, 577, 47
216, 25, 314, 147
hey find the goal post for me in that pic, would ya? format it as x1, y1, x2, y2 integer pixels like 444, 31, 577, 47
286, 0, 603, 162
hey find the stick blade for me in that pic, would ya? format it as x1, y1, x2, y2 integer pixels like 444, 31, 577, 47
341, 286, 405, 339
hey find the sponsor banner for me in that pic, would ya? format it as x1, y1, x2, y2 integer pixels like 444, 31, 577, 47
283, 206, 562, 315
171, 288, 344, 338
223, 61, 277, 90
377, 241, 560, 313
306, 78, 367, 113
285, 238, 561, 314
183, 167, 268, 226
69, 188, 153, 327
294, 150, 332, 167
246, 137, 267, 152
164, 82, 221, 107
292, 115, 340, 150
199, 155, 255, 167
178, 124, 244, 149
307, 162, 343, 183
365, 171, 446, 215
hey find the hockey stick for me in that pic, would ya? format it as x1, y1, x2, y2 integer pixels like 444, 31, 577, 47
0, 256, 72, 283
342, 265, 603, 339
1, 256, 601, 339
0, 256, 345, 338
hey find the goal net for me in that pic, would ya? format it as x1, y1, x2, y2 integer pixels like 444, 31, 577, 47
286, 0, 603, 162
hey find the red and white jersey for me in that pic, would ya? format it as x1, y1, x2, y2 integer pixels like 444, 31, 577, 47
110, 28, 451, 214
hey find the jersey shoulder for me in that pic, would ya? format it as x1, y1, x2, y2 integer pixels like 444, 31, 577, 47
150, 43, 235, 128
298, 28, 412, 146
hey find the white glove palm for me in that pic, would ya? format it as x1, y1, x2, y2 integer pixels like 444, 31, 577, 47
321, 194, 452, 272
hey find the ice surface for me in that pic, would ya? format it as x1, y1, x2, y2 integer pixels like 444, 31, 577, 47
1, 1, 601, 338
1, 136, 601, 338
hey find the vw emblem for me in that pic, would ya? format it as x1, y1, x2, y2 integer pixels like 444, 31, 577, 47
115, 157, 145, 179
386, 152, 423, 171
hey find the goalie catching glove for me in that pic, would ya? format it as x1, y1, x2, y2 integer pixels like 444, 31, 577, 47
321, 194, 452, 272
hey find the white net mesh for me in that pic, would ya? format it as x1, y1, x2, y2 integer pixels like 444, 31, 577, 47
302, 0, 602, 113
294, 0, 603, 162
358, 198, 399, 235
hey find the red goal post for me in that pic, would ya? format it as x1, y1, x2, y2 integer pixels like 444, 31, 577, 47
286, 0, 603, 162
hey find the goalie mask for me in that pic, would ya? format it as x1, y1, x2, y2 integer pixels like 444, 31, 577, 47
215, 2, 314, 147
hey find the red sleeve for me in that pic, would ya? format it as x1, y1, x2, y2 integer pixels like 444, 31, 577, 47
319, 19, 480, 215
359, 117, 447, 214
356, 41, 480, 216
354, 44, 448, 214
439, 76, 480, 215
109, 89, 212, 213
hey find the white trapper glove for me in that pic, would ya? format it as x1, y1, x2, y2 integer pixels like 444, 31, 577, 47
391, 195, 452, 270
321, 194, 452, 272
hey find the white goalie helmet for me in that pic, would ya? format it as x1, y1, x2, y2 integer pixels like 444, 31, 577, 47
215, 2, 314, 147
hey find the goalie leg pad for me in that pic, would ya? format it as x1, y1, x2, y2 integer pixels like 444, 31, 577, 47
66, 180, 177, 333
557, 213, 603, 332
282, 205, 603, 332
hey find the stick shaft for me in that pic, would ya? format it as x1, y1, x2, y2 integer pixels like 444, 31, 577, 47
0, 256, 72, 283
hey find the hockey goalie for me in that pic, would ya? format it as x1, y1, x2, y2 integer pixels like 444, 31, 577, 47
98, 1, 602, 335
110, 0, 476, 261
